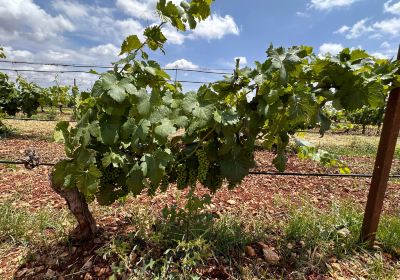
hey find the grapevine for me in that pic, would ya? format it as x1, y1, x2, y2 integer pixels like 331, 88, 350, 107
47, 0, 400, 239
160, 176, 169, 192
0, 51, 77, 118
188, 168, 197, 187
176, 163, 188, 190
195, 147, 209, 183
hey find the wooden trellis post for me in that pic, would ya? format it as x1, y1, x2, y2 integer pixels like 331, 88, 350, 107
360, 46, 400, 244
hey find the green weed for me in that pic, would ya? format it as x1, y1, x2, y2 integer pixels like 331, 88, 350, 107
0, 200, 71, 246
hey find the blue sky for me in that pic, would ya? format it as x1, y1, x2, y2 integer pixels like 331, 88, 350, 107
0, 0, 399, 89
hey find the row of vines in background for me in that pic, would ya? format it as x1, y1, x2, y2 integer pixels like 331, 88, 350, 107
0, 68, 80, 119
325, 105, 385, 135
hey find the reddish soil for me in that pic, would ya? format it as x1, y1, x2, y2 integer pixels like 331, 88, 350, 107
1, 138, 400, 279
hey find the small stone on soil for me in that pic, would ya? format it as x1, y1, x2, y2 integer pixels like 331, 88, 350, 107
245, 246, 257, 257
45, 268, 56, 279
227, 199, 236, 205
262, 248, 280, 264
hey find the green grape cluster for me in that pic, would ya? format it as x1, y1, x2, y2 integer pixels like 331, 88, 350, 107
227, 181, 237, 190
160, 176, 169, 192
205, 165, 224, 193
176, 164, 187, 189
148, 183, 158, 196
208, 176, 223, 193
188, 168, 197, 187
196, 148, 209, 183
99, 165, 122, 186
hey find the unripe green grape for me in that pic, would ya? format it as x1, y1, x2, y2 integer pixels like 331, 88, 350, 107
188, 168, 197, 187
99, 165, 122, 185
209, 174, 223, 193
196, 148, 209, 183
176, 163, 187, 189
213, 175, 223, 190
227, 180, 237, 190
160, 176, 169, 192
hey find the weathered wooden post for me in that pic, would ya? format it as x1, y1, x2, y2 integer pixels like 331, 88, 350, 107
360, 46, 400, 244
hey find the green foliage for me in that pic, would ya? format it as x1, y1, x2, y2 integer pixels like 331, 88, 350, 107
0, 200, 70, 246
295, 139, 350, 174
157, 0, 213, 31
54, 44, 399, 204
284, 202, 363, 256
0, 72, 75, 118
97, 232, 210, 280
0, 47, 5, 59
377, 215, 400, 255
0, 74, 43, 117
0, 112, 7, 134
48, 84, 72, 108
120, 35, 142, 55
0, 72, 20, 116
16, 76, 42, 117
160, 189, 213, 241
53, 0, 400, 210
38, 87, 52, 111
205, 213, 260, 256
345, 106, 385, 133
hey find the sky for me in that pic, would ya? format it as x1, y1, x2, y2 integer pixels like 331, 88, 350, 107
0, 0, 399, 90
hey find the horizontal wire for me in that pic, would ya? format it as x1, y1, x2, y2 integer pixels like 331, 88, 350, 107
0, 60, 113, 69
0, 68, 217, 84
0, 160, 55, 166
0, 68, 92, 73
0, 158, 399, 178
248, 171, 399, 178
0, 60, 232, 74
4, 117, 75, 122
164, 68, 230, 75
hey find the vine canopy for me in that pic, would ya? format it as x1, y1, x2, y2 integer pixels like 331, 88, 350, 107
52, 0, 399, 206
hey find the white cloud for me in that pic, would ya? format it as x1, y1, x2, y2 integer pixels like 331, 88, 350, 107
309, 0, 359, 10
162, 25, 186, 45
234, 56, 247, 66
319, 43, 344, 55
1, 43, 121, 89
336, 17, 400, 39
296, 11, 310, 17
372, 17, 400, 37
88, 44, 120, 57
3, 46, 34, 60
0, 0, 240, 89
190, 15, 239, 40
334, 25, 350, 34
0, 0, 74, 42
116, 0, 181, 21
116, 0, 238, 42
165, 59, 199, 69
371, 52, 390, 59
335, 18, 373, 39
114, 19, 144, 40
52, 1, 144, 44
381, 41, 391, 49
116, 0, 158, 21
371, 47, 397, 59
384, 0, 400, 15
52, 0, 89, 19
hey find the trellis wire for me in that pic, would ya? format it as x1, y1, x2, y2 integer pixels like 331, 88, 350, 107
1, 159, 400, 179
0, 67, 217, 84
0, 60, 231, 75
4, 117, 75, 122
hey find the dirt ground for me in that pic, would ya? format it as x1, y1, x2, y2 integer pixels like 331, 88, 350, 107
1, 119, 400, 279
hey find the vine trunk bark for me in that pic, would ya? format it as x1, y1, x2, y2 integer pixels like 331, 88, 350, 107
50, 173, 97, 240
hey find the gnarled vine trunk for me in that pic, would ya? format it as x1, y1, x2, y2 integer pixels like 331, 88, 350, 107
50, 173, 97, 241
